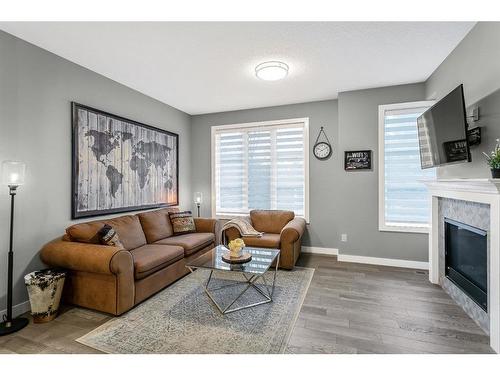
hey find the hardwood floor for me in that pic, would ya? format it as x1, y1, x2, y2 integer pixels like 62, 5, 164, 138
0, 253, 494, 354
288, 254, 493, 354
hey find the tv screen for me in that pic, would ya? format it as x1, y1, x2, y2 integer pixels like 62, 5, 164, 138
417, 84, 471, 169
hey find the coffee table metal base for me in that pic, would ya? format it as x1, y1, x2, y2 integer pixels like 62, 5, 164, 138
188, 256, 279, 315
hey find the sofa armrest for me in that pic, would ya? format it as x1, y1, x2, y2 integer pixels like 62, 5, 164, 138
40, 237, 133, 275
194, 217, 217, 234
280, 217, 306, 244
223, 226, 241, 242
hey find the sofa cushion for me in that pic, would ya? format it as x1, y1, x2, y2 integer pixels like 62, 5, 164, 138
137, 208, 178, 243
155, 232, 215, 256
242, 233, 280, 248
130, 244, 184, 280
66, 215, 147, 250
250, 210, 295, 234
97, 224, 125, 249
169, 211, 196, 235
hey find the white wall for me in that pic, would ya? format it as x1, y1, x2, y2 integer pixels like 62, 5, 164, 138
0, 31, 192, 309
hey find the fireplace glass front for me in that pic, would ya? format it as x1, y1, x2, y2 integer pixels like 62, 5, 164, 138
445, 218, 487, 311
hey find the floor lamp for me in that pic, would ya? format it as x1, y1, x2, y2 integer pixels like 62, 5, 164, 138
0, 161, 29, 336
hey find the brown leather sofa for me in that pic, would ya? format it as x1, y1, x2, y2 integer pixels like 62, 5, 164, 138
224, 210, 306, 270
40, 208, 217, 316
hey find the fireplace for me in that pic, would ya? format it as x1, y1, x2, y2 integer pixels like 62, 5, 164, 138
445, 218, 488, 311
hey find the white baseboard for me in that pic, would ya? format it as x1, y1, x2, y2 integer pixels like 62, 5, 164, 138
301, 247, 427, 270
337, 254, 429, 270
0, 300, 30, 319
302, 246, 338, 256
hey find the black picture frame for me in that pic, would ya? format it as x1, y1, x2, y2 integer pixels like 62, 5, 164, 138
443, 139, 469, 163
344, 150, 372, 171
71, 102, 179, 219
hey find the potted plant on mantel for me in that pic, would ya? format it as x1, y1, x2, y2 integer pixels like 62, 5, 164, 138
483, 139, 500, 178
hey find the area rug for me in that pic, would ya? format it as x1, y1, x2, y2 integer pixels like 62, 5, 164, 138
76, 267, 314, 354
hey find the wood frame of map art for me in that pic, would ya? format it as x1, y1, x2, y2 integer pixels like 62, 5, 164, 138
71, 102, 179, 219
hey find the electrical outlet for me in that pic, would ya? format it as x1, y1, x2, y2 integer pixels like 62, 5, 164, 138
341, 233, 347, 242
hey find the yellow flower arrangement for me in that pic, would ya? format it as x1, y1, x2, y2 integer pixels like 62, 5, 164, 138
228, 238, 245, 257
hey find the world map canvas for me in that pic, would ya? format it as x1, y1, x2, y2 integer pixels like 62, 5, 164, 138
72, 103, 178, 218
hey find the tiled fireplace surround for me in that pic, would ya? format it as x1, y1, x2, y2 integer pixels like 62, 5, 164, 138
424, 179, 500, 353
438, 198, 489, 332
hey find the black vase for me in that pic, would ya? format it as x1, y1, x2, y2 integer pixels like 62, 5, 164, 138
491, 169, 500, 179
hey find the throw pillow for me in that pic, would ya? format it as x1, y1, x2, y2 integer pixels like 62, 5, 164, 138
169, 211, 196, 235
97, 224, 125, 249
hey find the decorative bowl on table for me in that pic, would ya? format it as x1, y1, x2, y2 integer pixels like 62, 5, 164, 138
222, 239, 252, 264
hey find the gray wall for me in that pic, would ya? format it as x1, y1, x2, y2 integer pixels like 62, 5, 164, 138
425, 22, 500, 178
190, 22, 500, 262
190, 100, 339, 248
0, 31, 192, 309
5, 21, 500, 311
191, 84, 429, 261
337, 83, 428, 261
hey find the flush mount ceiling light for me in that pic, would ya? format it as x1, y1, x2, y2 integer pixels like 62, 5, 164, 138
255, 61, 289, 81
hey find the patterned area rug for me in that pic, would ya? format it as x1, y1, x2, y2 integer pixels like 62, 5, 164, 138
76, 267, 314, 354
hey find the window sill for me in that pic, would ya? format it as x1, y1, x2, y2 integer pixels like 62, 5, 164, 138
215, 213, 249, 221
379, 223, 429, 234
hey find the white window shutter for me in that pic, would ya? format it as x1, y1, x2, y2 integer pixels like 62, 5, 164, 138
383, 106, 435, 227
213, 120, 307, 218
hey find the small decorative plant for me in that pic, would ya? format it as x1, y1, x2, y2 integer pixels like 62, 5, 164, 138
228, 238, 245, 257
483, 139, 500, 178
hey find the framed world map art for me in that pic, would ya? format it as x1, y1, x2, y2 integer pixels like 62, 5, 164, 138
72, 102, 179, 219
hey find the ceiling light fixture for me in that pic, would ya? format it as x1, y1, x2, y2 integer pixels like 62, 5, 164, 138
255, 61, 289, 81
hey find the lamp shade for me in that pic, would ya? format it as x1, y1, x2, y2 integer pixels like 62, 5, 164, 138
2, 161, 26, 186
194, 192, 203, 204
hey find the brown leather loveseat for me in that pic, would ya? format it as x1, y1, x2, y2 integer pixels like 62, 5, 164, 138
224, 210, 306, 270
40, 208, 217, 316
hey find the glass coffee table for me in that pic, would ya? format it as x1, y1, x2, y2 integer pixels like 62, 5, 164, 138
186, 245, 280, 315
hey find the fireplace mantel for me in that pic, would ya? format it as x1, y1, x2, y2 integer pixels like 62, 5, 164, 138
423, 178, 500, 195
422, 179, 500, 353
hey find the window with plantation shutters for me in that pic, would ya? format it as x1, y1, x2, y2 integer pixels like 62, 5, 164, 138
378, 101, 436, 233
212, 118, 309, 220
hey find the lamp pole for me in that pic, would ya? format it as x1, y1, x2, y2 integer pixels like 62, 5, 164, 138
6, 186, 17, 324
0, 162, 29, 336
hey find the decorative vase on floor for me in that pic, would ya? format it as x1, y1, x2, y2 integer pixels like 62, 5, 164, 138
24, 269, 66, 323
491, 169, 500, 179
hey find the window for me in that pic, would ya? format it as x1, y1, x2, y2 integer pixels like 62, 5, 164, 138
378, 101, 436, 233
211, 118, 309, 221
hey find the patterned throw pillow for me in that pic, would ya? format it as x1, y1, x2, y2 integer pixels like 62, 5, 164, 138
97, 224, 125, 249
169, 211, 196, 235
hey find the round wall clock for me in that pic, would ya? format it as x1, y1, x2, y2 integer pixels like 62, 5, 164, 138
314, 141, 332, 160
313, 126, 333, 160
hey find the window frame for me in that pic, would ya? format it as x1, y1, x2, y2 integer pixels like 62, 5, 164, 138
211, 117, 310, 222
378, 101, 435, 234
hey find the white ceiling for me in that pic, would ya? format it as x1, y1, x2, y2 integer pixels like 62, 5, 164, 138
0, 22, 475, 115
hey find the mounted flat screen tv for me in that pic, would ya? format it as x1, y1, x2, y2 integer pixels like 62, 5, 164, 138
417, 84, 471, 169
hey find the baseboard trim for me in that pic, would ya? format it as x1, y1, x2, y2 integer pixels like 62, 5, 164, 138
337, 254, 429, 270
0, 300, 30, 319
302, 246, 339, 256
